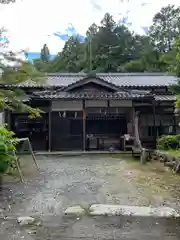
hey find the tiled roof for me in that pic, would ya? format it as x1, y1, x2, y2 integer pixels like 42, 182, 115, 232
47, 73, 86, 87
154, 95, 176, 101
1, 73, 177, 88
33, 90, 151, 100
2, 79, 47, 88
97, 73, 177, 87
45, 73, 177, 87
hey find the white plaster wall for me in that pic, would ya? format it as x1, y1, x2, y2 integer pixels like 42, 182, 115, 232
85, 100, 107, 107
109, 100, 132, 107
52, 100, 83, 111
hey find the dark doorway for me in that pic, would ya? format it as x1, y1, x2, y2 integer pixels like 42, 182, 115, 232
11, 113, 49, 151
51, 112, 83, 151
86, 117, 127, 150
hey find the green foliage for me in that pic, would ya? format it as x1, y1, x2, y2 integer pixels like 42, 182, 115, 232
3, 3, 179, 74
149, 4, 180, 52
0, 29, 44, 118
120, 59, 145, 72
0, 124, 18, 174
169, 38, 180, 110
157, 135, 180, 150
33, 5, 178, 74
174, 95, 180, 110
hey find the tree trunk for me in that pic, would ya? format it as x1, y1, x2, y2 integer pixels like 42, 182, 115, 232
134, 111, 142, 150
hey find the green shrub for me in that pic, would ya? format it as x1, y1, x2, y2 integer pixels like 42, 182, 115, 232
157, 134, 180, 150
0, 124, 18, 174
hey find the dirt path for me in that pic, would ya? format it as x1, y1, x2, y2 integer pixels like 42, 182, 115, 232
0, 155, 180, 239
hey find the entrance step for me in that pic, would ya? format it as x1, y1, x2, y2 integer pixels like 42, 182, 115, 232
35, 151, 132, 156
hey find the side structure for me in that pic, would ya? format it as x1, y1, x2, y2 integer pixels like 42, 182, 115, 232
3, 73, 178, 151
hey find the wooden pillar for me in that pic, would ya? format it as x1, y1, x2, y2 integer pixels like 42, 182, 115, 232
132, 102, 135, 136
173, 105, 177, 134
48, 102, 52, 152
152, 100, 156, 149
82, 100, 86, 151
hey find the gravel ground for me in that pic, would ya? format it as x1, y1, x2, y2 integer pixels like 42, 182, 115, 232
0, 155, 180, 239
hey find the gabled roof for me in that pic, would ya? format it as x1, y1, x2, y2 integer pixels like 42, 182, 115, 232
97, 73, 177, 87
46, 73, 177, 88
62, 76, 122, 92
1, 72, 177, 88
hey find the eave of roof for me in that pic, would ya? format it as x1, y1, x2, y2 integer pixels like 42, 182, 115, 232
32, 88, 176, 102
33, 90, 153, 100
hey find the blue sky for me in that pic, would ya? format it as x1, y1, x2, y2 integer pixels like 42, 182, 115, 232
0, 0, 179, 54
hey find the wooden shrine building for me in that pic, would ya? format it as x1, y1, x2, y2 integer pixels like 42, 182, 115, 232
3, 73, 178, 151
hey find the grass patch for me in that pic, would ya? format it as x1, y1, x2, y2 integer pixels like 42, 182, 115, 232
110, 153, 180, 199
135, 162, 180, 198
161, 149, 180, 157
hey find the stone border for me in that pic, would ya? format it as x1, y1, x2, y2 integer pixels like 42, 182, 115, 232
152, 151, 180, 173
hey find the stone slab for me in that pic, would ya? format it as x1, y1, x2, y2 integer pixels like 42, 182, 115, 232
64, 205, 86, 216
89, 204, 180, 218
17, 216, 35, 226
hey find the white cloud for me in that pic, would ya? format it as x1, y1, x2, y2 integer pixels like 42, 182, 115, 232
0, 0, 179, 53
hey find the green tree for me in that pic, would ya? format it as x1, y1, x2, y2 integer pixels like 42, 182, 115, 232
44, 7, 180, 74
0, 28, 43, 117
149, 4, 180, 52
47, 36, 86, 73
33, 58, 45, 71
40, 44, 50, 63
169, 38, 180, 109
93, 13, 118, 72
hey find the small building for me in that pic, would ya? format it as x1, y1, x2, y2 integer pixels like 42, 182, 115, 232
3, 73, 178, 151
